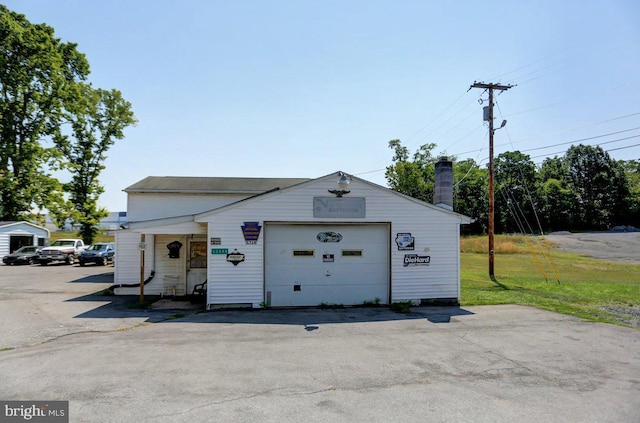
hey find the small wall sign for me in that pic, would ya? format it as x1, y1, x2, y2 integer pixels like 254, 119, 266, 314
167, 240, 183, 258
395, 233, 415, 251
317, 232, 342, 242
211, 248, 228, 255
211, 238, 222, 245
403, 254, 430, 267
226, 249, 245, 266
241, 222, 262, 244
322, 254, 335, 263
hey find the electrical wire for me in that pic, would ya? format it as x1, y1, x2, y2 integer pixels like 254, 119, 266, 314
452, 112, 640, 157
511, 128, 640, 154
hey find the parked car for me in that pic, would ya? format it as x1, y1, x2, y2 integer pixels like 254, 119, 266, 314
38, 239, 85, 265
2, 246, 42, 265
79, 242, 115, 266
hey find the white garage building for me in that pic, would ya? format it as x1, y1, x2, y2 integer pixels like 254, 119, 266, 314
115, 168, 471, 308
0, 221, 50, 256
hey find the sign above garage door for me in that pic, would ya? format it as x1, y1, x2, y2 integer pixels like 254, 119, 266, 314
313, 197, 365, 218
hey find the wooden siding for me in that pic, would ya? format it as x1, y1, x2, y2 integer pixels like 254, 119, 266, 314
200, 176, 465, 307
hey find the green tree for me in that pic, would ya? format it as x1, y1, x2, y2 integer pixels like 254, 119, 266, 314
385, 139, 437, 202
453, 158, 488, 234
494, 151, 538, 233
620, 159, 640, 228
539, 156, 567, 183
0, 5, 90, 221
54, 84, 136, 243
538, 178, 574, 231
537, 156, 574, 232
564, 144, 630, 230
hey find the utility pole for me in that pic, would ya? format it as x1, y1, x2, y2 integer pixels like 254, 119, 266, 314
469, 81, 514, 278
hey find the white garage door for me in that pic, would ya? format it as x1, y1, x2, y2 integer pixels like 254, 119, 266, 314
265, 223, 389, 307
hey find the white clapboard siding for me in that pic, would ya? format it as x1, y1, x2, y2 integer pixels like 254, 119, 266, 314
114, 231, 140, 295
197, 174, 468, 307
127, 193, 250, 221
114, 231, 156, 295
0, 234, 8, 256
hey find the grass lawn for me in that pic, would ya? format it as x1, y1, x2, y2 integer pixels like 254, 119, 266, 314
461, 235, 640, 328
51, 231, 114, 243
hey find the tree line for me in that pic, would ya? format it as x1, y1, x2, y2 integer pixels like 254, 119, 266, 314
385, 140, 640, 234
0, 5, 136, 243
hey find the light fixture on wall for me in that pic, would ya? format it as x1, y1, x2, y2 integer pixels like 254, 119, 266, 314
328, 172, 351, 197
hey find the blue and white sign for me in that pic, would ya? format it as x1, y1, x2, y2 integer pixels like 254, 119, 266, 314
395, 233, 415, 251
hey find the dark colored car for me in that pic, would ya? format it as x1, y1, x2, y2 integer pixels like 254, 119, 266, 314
2, 246, 42, 265
79, 243, 115, 266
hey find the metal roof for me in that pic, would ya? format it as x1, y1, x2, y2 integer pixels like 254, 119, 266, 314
124, 176, 312, 194
0, 221, 50, 232
0, 221, 22, 228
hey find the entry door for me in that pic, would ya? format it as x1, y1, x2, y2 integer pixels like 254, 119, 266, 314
265, 224, 389, 307
10, 235, 34, 253
187, 241, 207, 295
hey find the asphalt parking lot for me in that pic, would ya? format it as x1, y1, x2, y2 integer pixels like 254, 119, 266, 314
1, 264, 639, 422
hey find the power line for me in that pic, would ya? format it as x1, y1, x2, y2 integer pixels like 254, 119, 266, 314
355, 140, 640, 182
452, 112, 640, 156
403, 91, 469, 144
528, 140, 640, 160
515, 132, 640, 154
594, 142, 640, 154
361, 90, 475, 173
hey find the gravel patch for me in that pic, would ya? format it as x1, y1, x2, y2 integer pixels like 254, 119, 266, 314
602, 305, 640, 328
544, 232, 640, 264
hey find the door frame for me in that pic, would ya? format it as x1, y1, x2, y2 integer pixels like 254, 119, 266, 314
187, 238, 207, 295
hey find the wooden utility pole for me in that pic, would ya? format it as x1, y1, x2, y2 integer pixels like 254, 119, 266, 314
469, 81, 514, 278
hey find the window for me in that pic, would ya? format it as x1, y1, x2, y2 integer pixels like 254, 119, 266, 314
189, 242, 207, 268
341, 249, 363, 257
293, 249, 315, 257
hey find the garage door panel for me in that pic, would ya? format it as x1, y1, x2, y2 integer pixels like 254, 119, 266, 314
268, 284, 388, 307
265, 224, 389, 307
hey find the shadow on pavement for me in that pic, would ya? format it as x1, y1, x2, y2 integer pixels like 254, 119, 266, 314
66, 291, 474, 325
66, 293, 198, 322
69, 271, 115, 283
163, 305, 474, 325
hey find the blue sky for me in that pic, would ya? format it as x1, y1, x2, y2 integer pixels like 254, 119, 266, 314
4, 0, 640, 211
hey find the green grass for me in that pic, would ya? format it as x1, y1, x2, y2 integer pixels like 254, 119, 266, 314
51, 231, 114, 243
461, 235, 640, 328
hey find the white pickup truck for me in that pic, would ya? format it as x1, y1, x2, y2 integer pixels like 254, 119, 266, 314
37, 239, 85, 265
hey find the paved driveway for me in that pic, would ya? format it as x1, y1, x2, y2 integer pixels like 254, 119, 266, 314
1, 265, 639, 422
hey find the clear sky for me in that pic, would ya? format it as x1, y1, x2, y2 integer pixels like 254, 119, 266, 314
4, 0, 640, 211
